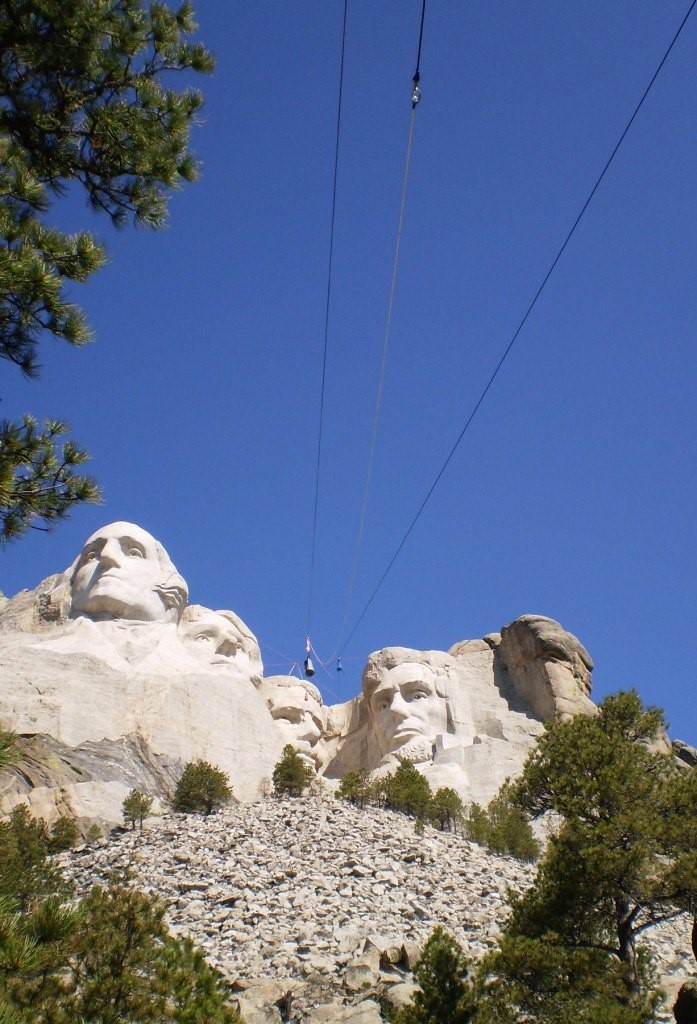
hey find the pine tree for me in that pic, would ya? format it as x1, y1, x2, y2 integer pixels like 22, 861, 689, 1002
0, 0, 214, 542
272, 745, 314, 798
464, 782, 539, 861
336, 769, 373, 808
0, 731, 18, 770
0, 879, 240, 1022
47, 815, 79, 852
479, 690, 697, 1013
122, 789, 154, 830
0, 805, 70, 910
173, 760, 232, 815
383, 761, 433, 820
393, 926, 476, 1024
429, 787, 464, 833
476, 934, 659, 1024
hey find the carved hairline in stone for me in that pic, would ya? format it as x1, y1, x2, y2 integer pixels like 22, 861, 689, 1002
506, 614, 594, 670
180, 604, 261, 652
260, 676, 323, 706
153, 573, 189, 618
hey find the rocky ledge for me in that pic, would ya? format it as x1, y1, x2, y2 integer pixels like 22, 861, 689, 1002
57, 796, 694, 1023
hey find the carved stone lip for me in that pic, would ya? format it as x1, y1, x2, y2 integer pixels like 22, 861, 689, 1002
390, 726, 423, 742
90, 570, 128, 585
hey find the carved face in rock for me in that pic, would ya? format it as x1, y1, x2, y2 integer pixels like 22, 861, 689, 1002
70, 522, 188, 623
367, 662, 449, 760
260, 678, 325, 766
179, 605, 263, 677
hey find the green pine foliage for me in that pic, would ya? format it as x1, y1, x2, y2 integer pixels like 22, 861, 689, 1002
483, 690, 696, 1011
46, 815, 80, 852
0, 892, 83, 1021
272, 744, 314, 798
86, 824, 102, 843
122, 789, 154, 830
0, 791, 239, 1020
336, 765, 465, 835
392, 926, 476, 1024
173, 760, 232, 815
429, 787, 465, 833
0, 0, 214, 542
336, 769, 373, 808
475, 934, 659, 1024
383, 761, 433, 820
0, 416, 100, 544
465, 782, 540, 862
0, 879, 240, 1022
0, 732, 18, 771
66, 880, 238, 1022
0, 805, 71, 910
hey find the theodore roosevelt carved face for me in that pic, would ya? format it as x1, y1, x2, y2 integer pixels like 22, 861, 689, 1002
260, 677, 325, 766
70, 522, 188, 623
365, 660, 450, 762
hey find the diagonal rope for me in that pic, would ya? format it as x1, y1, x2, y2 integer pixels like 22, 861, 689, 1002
336, 0, 697, 656
306, 0, 349, 639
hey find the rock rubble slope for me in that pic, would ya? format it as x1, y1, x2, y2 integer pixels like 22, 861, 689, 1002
57, 796, 694, 1023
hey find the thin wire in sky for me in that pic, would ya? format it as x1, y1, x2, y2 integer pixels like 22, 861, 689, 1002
306, 0, 349, 641
337, 0, 697, 657
331, 0, 427, 659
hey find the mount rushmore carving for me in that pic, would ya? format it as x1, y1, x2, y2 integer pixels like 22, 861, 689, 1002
0, 522, 596, 827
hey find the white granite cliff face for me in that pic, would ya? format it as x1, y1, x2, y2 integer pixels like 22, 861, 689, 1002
0, 521, 597, 827
321, 627, 595, 808
0, 523, 285, 824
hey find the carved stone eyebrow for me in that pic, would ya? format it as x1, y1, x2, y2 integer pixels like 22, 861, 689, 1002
78, 539, 104, 560
120, 536, 147, 552
372, 685, 395, 704
404, 678, 431, 689
274, 705, 303, 718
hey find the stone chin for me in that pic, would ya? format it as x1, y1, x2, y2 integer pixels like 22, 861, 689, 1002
383, 736, 436, 765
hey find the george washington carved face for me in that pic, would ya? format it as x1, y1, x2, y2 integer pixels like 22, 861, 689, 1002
70, 522, 188, 623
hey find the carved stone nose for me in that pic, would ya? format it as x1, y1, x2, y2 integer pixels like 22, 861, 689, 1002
391, 693, 410, 718
99, 538, 122, 567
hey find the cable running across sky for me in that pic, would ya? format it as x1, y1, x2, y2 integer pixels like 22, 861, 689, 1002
330, 0, 428, 661
335, 0, 697, 658
305, 0, 349, 644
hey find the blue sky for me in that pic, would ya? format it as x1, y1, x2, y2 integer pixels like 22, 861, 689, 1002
2, 1, 696, 740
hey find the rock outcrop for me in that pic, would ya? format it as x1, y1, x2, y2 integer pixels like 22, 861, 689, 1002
0, 523, 284, 822
490, 613, 595, 721
0, 520, 598, 827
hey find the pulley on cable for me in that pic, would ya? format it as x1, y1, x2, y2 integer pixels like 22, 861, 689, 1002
303, 635, 315, 678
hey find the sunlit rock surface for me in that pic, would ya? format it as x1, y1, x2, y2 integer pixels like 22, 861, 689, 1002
1, 521, 597, 826
0, 523, 283, 824
55, 798, 695, 1023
